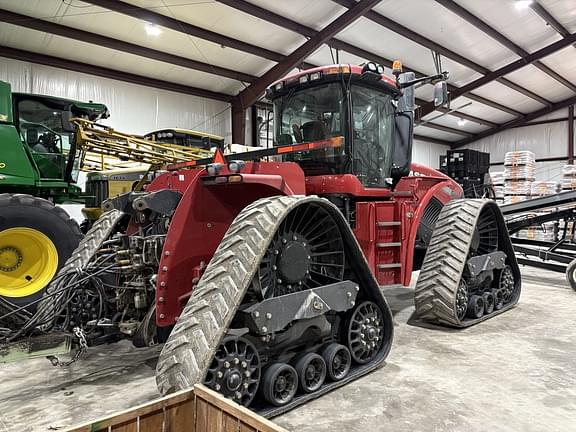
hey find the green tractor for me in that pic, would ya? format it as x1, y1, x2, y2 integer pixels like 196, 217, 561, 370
0, 80, 109, 308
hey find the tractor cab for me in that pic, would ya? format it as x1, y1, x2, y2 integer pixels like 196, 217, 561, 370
267, 63, 446, 190
11, 88, 109, 184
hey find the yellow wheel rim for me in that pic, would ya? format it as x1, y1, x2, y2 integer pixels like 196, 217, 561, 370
0, 228, 58, 298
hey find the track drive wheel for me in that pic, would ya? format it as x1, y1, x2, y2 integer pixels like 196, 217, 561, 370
0, 194, 81, 309
262, 363, 298, 407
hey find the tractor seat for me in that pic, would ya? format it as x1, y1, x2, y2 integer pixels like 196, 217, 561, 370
301, 120, 328, 142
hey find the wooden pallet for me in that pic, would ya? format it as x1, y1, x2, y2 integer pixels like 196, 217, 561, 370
65, 384, 288, 432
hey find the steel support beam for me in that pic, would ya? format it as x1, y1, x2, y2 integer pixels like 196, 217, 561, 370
232, 0, 381, 144
419, 32, 576, 118
417, 122, 473, 138
0, 45, 233, 103
0, 9, 256, 83
333, 0, 551, 105
569, 105, 574, 164
83, 0, 282, 62
419, 101, 496, 127
414, 134, 454, 146
530, 2, 571, 38
436, 0, 576, 94
453, 95, 576, 148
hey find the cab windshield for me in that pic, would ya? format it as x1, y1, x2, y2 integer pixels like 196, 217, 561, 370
17, 98, 77, 181
146, 130, 224, 150
274, 80, 395, 187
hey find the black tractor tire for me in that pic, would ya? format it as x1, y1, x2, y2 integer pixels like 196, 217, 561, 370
0, 194, 82, 309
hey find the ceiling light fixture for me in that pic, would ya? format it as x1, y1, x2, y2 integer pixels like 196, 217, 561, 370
514, 0, 533, 10
457, 118, 468, 127
144, 22, 162, 36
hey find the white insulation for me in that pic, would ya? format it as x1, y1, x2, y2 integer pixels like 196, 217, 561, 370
463, 113, 572, 163
0, 57, 232, 141
412, 140, 450, 170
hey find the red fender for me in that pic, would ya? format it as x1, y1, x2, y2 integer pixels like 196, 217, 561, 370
153, 162, 305, 326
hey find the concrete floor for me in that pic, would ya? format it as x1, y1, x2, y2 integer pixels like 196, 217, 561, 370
1, 266, 575, 431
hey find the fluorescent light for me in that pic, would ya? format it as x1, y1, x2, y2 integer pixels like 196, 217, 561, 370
144, 22, 162, 36
514, 0, 533, 10
457, 118, 468, 127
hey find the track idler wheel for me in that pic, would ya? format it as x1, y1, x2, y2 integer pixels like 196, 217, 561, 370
261, 363, 298, 407
320, 343, 351, 381
455, 280, 469, 321
294, 353, 326, 393
466, 295, 484, 319
346, 301, 385, 364
499, 265, 515, 303
204, 336, 261, 407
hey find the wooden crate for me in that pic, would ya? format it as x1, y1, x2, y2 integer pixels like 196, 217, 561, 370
65, 384, 288, 432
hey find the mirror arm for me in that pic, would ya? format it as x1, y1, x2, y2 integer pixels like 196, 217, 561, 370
399, 71, 448, 89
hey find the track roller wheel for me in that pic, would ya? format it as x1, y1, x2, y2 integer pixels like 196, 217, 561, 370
482, 291, 495, 314
346, 301, 384, 364
294, 353, 326, 393
467, 295, 484, 319
493, 289, 504, 310
261, 363, 298, 407
204, 336, 261, 407
320, 343, 351, 381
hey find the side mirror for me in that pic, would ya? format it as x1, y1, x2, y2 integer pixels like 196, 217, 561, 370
61, 110, 76, 132
433, 81, 448, 107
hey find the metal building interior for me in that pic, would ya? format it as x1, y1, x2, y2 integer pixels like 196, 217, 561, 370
0, 1, 575, 431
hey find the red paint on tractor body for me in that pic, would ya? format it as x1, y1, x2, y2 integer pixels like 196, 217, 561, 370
151, 159, 462, 326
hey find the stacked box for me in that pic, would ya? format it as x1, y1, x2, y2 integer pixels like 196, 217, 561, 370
490, 171, 504, 200
503, 151, 535, 204
530, 181, 560, 197
562, 165, 576, 190
513, 220, 556, 242
446, 149, 490, 198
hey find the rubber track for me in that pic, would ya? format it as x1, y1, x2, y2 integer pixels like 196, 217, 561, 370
156, 196, 394, 416
36, 209, 124, 328
0, 194, 82, 327
414, 199, 521, 327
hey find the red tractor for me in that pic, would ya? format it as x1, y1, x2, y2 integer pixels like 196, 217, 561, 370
1, 63, 520, 416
